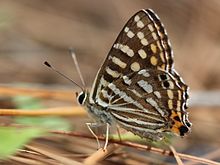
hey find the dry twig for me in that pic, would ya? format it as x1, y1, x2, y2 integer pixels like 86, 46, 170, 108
50, 130, 220, 165
84, 144, 120, 165
0, 86, 73, 101
0, 107, 86, 116
185, 148, 220, 165
26, 145, 83, 165
169, 145, 184, 165
9, 155, 47, 165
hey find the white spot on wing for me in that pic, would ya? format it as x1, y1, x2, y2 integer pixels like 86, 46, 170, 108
178, 90, 182, 100
154, 91, 161, 99
130, 62, 140, 71
141, 38, 148, 46
116, 45, 134, 57
137, 32, 144, 39
152, 32, 157, 40
127, 30, 135, 38
123, 75, 132, 85
134, 15, 140, 22
129, 89, 142, 97
137, 80, 153, 93
169, 81, 174, 89
137, 20, 144, 28
167, 90, 174, 99
168, 99, 173, 109
177, 100, 181, 111
148, 24, 154, 32
138, 49, 147, 59
124, 27, 129, 32
105, 67, 120, 78
127, 48, 134, 57
112, 56, 127, 69
121, 45, 129, 53
138, 69, 150, 77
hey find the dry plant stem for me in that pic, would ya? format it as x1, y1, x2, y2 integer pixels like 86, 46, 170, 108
18, 149, 41, 156
116, 125, 122, 141
0, 107, 86, 116
83, 144, 119, 165
50, 131, 220, 165
0, 86, 74, 101
9, 156, 46, 165
184, 148, 220, 165
108, 141, 220, 165
169, 145, 184, 165
25, 145, 83, 165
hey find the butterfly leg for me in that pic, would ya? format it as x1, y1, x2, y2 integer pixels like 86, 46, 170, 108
86, 122, 101, 149
103, 123, 110, 151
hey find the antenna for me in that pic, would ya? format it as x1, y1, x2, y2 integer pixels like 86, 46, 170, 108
69, 49, 86, 88
44, 61, 84, 91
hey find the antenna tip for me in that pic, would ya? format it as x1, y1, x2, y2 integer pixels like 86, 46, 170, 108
44, 61, 51, 67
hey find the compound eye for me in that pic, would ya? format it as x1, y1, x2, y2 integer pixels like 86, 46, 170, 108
77, 92, 86, 105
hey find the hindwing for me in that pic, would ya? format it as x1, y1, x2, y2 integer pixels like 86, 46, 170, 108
97, 69, 190, 139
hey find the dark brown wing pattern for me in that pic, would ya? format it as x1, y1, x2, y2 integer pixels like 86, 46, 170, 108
90, 9, 172, 101
88, 9, 191, 140
99, 69, 190, 140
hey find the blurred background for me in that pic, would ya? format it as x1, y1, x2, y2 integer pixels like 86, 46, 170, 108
1, 0, 220, 89
0, 0, 220, 164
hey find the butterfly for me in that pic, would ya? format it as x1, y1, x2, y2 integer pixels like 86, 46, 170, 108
76, 9, 191, 144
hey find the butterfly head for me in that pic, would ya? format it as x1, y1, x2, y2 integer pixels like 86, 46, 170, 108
76, 91, 87, 105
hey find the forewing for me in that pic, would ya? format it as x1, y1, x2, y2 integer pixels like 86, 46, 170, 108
89, 9, 179, 103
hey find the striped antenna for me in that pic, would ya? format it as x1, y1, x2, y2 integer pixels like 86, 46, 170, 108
44, 61, 84, 91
